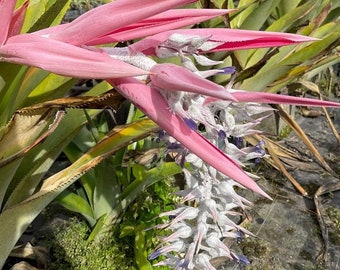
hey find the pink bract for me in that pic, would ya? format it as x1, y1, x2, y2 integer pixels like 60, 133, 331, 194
108, 77, 272, 199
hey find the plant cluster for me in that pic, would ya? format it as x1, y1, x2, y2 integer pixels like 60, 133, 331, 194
0, 0, 339, 269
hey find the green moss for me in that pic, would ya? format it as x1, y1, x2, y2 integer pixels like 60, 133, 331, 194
47, 218, 134, 270
326, 206, 340, 230
285, 225, 295, 235
241, 237, 268, 258
279, 125, 292, 139
325, 206, 340, 245
45, 178, 178, 269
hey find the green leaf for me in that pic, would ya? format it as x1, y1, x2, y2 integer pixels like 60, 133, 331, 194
87, 214, 107, 242
232, 0, 281, 67
132, 164, 147, 181
0, 119, 158, 268
119, 162, 181, 203
4, 108, 100, 209
240, 0, 281, 30
324, 7, 340, 24
240, 64, 291, 91
280, 28, 340, 66
23, 0, 71, 33
0, 66, 28, 124
56, 190, 96, 225
22, 73, 76, 107
93, 160, 121, 220
266, 0, 319, 32
0, 109, 47, 164
239, 17, 339, 92
0, 161, 22, 208
0, 63, 25, 108
227, 0, 235, 9
304, 55, 340, 80
209, 0, 227, 9
275, 0, 302, 18
119, 225, 135, 238
102, 162, 182, 232
135, 224, 153, 270
13, 69, 51, 108
229, 0, 257, 28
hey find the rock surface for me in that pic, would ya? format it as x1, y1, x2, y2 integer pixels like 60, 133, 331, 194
218, 108, 340, 270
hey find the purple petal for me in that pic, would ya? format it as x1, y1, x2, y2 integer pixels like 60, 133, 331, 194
218, 66, 236, 74
184, 118, 198, 130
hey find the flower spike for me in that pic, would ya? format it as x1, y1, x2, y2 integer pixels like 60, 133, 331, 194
109, 77, 271, 199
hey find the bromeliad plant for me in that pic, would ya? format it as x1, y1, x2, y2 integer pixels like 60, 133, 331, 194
0, 0, 340, 268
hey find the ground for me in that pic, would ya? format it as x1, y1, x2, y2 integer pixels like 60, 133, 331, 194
216, 107, 340, 270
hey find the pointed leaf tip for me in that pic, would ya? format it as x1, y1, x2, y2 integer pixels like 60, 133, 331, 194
130, 28, 318, 55
1, 34, 150, 79
230, 91, 340, 108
